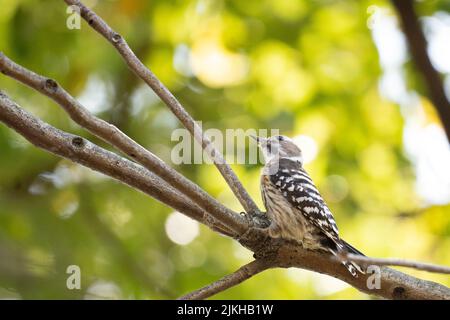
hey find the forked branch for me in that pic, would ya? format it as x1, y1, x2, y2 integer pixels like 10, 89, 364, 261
63, 0, 260, 215
0, 92, 232, 237
0, 52, 246, 236
2, 85, 450, 300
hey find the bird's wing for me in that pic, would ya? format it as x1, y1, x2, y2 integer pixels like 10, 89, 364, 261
269, 158, 342, 248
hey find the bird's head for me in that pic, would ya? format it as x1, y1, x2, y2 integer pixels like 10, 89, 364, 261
251, 135, 303, 164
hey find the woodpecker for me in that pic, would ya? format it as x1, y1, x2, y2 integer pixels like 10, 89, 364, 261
252, 134, 364, 277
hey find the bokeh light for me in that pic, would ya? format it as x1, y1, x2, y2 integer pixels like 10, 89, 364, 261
292, 134, 318, 164
165, 212, 200, 246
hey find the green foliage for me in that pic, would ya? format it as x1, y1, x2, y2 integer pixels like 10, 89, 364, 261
0, 0, 449, 299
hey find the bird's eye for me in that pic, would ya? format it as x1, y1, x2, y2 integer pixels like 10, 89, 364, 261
277, 136, 284, 141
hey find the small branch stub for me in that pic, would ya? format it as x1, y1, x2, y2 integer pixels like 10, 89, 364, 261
111, 33, 122, 43
71, 136, 85, 148
44, 79, 58, 93
393, 287, 407, 300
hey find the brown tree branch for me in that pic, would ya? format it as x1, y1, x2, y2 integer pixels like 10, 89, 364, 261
63, 0, 260, 215
1, 91, 450, 299
0, 52, 247, 236
273, 242, 450, 300
340, 253, 450, 274
179, 234, 450, 300
391, 0, 450, 142
0, 92, 233, 238
178, 259, 273, 300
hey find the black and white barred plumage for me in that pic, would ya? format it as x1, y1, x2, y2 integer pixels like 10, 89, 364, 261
254, 135, 364, 277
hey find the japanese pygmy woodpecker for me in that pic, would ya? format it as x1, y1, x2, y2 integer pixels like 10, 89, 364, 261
253, 135, 364, 277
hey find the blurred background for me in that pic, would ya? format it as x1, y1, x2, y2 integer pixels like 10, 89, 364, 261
0, 0, 449, 299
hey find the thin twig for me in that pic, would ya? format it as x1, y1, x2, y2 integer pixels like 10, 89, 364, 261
0, 92, 232, 237
0, 52, 246, 236
178, 259, 272, 300
63, 0, 260, 214
341, 253, 450, 274
391, 0, 450, 141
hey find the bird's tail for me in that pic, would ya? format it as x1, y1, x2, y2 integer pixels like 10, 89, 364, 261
340, 240, 365, 277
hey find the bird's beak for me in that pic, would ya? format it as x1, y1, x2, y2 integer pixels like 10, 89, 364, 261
249, 135, 260, 143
